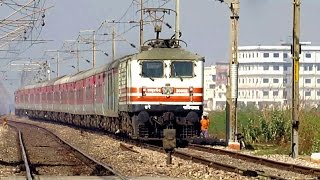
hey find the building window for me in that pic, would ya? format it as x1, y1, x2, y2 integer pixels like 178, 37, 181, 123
304, 64, 313, 71
283, 90, 287, 98
273, 91, 279, 96
317, 91, 320, 96
263, 53, 269, 58
317, 65, 320, 71
283, 78, 288, 84
263, 65, 269, 70
283, 53, 288, 58
273, 79, 279, 83
317, 79, 320, 84
305, 91, 311, 97
305, 53, 311, 58
212, 75, 216, 81
209, 84, 215, 89
305, 79, 311, 84
263, 78, 269, 83
273, 53, 279, 58
273, 66, 279, 70
263, 91, 269, 96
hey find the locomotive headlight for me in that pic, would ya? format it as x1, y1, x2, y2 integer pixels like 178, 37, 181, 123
142, 86, 146, 96
189, 86, 194, 94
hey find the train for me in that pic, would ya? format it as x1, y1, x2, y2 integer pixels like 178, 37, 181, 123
14, 38, 205, 141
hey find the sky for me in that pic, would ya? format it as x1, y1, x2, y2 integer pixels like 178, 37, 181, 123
10, 0, 319, 68
2, 0, 320, 98
27, 0, 320, 66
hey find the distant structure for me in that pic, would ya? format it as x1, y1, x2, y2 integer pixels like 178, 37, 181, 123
204, 42, 320, 110
0, 80, 10, 114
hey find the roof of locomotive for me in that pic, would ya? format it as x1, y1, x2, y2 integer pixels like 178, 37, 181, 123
135, 47, 204, 60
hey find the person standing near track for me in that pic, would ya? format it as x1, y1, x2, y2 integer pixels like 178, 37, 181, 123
200, 112, 210, 138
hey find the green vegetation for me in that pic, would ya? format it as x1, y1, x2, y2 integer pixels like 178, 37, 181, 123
208, 107, 320, 155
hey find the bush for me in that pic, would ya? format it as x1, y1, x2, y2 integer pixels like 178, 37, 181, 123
211, 108, 320, 155
241, 110, 290, 144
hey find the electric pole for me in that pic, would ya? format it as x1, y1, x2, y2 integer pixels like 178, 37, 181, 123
175, 0, 180, 41
226, 0, 239, 147
291, 0, 301, 158
112, 26, 116, 61
140, 0, 144, 51
56, 51, 59, 77
93, 31, 96, 68
77, 42, 80, 72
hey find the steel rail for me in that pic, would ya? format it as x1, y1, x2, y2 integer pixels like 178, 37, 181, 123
99, 131, 285, 179
8, 117, 286, 179
173, 150, 285, 179
9, 120, 127, 180
188, 144, 320, 176
8, 124, 32, 180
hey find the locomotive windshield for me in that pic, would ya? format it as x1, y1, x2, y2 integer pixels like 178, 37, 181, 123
171, 61, 193, 77
141, 61, 164, 78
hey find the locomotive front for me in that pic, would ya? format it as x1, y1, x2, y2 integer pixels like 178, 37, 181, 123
119, 45, 204, 140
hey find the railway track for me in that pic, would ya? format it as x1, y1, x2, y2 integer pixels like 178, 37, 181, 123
187, 144, 320, 176
113, 135, 318, 179
8, 120, 126, 180
9, 116, 318, 179
112, 137, 309, 179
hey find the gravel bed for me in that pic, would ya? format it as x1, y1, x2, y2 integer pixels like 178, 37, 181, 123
0, 126, 22, 176
209, 145, 320, 169
12, 116, 254, 180
12, 122, 95, 176
178, 148, 315, 179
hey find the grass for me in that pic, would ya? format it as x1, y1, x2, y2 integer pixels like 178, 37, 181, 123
207, 108, 320, 155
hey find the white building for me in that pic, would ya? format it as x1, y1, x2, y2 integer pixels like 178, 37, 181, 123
204, 63, 228, 110
204, 42, 320, 110
203, 65, 216, 111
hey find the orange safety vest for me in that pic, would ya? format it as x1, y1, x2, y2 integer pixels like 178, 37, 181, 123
200, 118, 209, 130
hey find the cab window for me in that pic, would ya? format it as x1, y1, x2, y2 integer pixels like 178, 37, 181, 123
141, 61, 163, 78
171, 61, 193, 77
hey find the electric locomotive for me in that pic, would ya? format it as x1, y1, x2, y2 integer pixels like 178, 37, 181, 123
14, 38, 205, 141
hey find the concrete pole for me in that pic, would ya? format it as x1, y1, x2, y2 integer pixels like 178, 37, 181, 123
226, 0, 240, 145
175, 0, 180, 40
140, 0, 144, 51
47, 62, 51, 80
112, 26, 116, 61
77, 44, 80, 72
56, 52, 59, 78
93, 31, 96, 68
291, 0, 301, 158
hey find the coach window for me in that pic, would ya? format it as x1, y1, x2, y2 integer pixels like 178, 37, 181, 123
171, 61, 193, 78
141, 61, 163, 78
